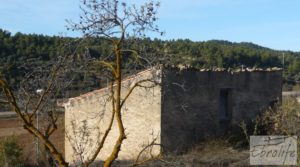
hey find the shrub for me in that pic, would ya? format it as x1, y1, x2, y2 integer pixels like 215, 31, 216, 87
0, 137, 23, 167
259, 97, 300, 135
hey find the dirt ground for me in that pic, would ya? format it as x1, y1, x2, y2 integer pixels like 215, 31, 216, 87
0, 114, 65, 166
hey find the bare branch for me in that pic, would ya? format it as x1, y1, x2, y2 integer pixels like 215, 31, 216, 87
45, 110, 59, 137
120, 78, 159, 108
21, 88, 32, 116
84, 82, 116, 167
65, 0, 163, 166
0, 78, 68, 167
29, 54, 67, 120
0, 79, 29, 123
0, 99, 8, 104
96, 60, 117, 77
131, 138, 163, 167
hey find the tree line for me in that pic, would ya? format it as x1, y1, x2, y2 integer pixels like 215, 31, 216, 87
1, 28, 299, 95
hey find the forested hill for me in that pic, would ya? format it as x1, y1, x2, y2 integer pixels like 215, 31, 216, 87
1, 29, 300, 91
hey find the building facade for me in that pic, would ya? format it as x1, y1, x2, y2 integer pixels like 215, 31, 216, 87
63, 66, 282, 165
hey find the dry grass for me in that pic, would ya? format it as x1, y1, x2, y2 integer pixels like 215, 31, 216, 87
1, 98, 300, 166
136, 139, 249, 167
139, 98, 300, 167
269, 97, 300, 135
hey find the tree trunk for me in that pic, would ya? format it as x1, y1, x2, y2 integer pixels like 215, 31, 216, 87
103, 46, 126, 167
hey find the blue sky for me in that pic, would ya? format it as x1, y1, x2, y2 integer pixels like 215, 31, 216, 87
0, 0, 300, 51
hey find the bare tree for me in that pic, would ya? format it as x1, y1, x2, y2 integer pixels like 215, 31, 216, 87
0, 39, 91, 167
0, 0, 162, 166
66, 0, 163, 166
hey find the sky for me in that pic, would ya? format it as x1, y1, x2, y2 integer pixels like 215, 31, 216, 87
0, 0, 300, 51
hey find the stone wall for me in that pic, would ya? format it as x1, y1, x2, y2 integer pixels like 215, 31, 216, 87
64, 66, 282, 163
64, 68, 162, 165
161, 68, 282, 153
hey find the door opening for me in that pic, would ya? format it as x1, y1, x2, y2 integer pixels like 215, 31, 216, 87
218, 88, 232, 135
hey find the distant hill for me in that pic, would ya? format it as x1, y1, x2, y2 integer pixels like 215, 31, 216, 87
1, 28, 300, 96
207, 40, 272, 50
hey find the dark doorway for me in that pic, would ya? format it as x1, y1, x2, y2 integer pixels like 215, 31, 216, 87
218, 88, 232, 135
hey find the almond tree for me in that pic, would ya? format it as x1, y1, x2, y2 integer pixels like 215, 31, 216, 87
1, 56, 68, 167
0, 0, 161, 166
67, 0, 162, 166
0, 37, 93, 166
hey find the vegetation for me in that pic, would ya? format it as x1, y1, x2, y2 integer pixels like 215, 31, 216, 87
139, 98, 300, 167
0, 0, 162, 166
1, 29, 300, 97
0, 137, 23, 167
256, 98, 300, 136
138, 139, 249, 167
0, 0, 299, 166
66, 0, 162, 166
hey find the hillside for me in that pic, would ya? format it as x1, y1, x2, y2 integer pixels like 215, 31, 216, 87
1, 28, 299, 97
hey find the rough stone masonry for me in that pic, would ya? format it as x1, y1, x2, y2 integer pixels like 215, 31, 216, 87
63, 66, 282, 165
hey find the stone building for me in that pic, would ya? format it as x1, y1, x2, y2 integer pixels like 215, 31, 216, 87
63, 66, 282, 165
